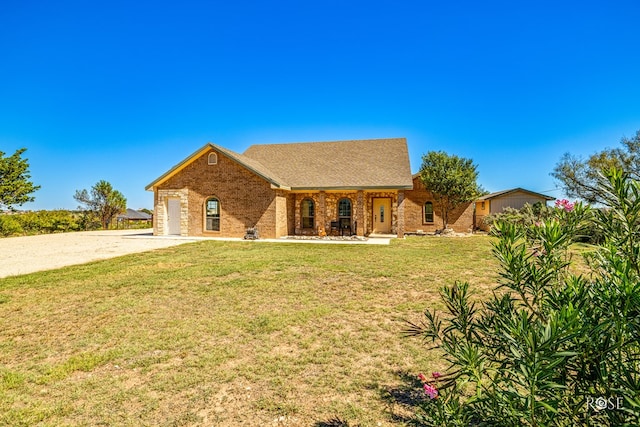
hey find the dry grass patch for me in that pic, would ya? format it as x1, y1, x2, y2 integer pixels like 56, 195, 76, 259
1, 236, 499, 426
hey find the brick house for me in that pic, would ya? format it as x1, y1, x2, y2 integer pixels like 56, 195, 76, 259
145, 138, 474, 238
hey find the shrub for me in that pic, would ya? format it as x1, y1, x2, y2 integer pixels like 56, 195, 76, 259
483, 202, 553, 228
3, 210, 85, 236
405, 168, 640, 426
485, 201, 605, 244
0, 215, 23, 237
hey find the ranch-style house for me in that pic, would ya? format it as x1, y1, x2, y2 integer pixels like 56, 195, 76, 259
145, 138, 475, 238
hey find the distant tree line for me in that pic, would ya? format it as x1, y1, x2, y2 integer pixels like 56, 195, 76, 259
0, 210, 95, 237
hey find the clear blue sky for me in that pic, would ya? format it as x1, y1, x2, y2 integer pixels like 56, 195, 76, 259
2, 0, 639, 210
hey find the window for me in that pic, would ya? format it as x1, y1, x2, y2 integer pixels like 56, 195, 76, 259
301, 199, 314, 228
424, 202, 434, 223
338, 198, 352, 229
206, 198, 220, 231
208, 152, 218, 165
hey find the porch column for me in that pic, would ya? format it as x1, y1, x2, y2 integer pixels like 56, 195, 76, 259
356, 190, 365, 236
318, 191, 326, 235
397, 190, 405, 238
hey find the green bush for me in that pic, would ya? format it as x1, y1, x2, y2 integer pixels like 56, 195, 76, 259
484, 202, 553, 229
0, 215, 23, 237
406, 169, 640, 426
485, 201, 605, 244
2, 210, 87, 236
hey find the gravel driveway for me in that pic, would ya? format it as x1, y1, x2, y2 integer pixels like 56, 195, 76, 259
0, 229, 198, 278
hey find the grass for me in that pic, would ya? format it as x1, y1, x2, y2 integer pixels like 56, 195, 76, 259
0, 236, 499, 426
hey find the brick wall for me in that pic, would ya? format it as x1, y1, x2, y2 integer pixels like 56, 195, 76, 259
155, 148, 279, 238
404, 176, 474, 233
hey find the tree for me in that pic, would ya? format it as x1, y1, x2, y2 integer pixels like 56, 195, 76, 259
419, 151, 484, 230
0, 148, 40, 210
552, 129, 640, 203
74, 180, 127, 229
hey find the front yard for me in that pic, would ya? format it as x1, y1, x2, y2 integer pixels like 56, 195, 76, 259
0, 236, 497, 426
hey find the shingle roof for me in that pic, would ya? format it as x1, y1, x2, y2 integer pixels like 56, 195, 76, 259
117, 208, 152, 220
243, 138, 413, 190
212, 143, 289, 188
477, 188, 555, 201
146, 138, 414, 191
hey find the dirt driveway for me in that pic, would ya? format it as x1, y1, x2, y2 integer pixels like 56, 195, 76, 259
0, 229, 198, 279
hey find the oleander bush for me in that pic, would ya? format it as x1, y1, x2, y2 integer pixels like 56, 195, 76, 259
406, 168, 640, 426
484, 202, 606, 245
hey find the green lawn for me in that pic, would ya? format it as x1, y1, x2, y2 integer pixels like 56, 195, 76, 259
0, 236, 497, 426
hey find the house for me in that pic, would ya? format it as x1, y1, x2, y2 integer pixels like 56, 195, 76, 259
145, 138, 475, 238
475, 188, 555, 230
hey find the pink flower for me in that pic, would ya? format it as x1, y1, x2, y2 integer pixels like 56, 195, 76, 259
432, 371, 442, 379
555, 199, 575, 212
533, 248, 545, 257
424, 383, 439, 399
418, 373, 428, 382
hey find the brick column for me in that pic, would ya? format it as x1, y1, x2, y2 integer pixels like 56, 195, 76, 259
356, 190, 365, 236
397, 190, 405, 238
318, 191, 326, 235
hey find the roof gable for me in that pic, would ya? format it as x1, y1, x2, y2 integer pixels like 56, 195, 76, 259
477, 188, 555, 201
145, 143, 288, 191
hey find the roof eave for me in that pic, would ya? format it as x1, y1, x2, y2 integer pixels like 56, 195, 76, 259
290, 185, 414, 191
478, 188, 555, 201
145, 144, 213, 191
270, 184, 291, 191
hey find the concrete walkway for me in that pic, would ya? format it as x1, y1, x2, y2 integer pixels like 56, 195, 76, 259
0, 229, 390, 278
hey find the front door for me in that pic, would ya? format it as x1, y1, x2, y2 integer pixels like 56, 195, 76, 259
372, 198, 392, 234
167, 198, 181, 235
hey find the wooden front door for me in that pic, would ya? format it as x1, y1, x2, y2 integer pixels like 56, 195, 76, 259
372, 198, 391, 234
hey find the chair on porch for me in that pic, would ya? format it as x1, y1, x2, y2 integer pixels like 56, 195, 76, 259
331, 220, 357, 236
330, 221, 339, 235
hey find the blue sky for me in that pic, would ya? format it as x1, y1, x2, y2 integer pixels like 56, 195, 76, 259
2, 1, 639, 210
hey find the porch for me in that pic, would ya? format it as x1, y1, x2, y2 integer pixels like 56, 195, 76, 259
289, 190, 406, 238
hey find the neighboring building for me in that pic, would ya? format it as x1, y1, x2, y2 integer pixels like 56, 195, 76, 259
145, 138, 475, 238
475, 188, 555, 230
116, 208, 153, 228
